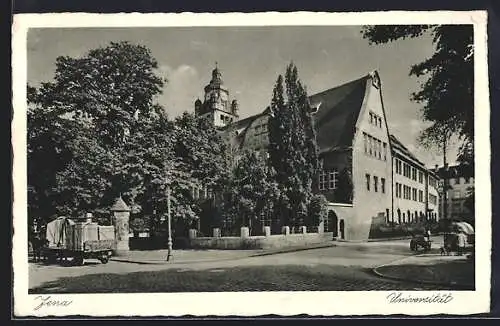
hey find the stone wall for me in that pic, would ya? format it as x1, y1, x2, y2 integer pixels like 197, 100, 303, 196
189, 232, 334, 250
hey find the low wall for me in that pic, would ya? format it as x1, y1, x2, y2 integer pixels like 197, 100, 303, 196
189, 232, 334, 250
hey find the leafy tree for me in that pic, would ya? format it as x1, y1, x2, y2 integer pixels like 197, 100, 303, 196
224, 151, 279, 233
27, 41, 166, 222
307, 194, 328, 228
361, 25, 474, 165
268, 62, 320, 227
29, 41, 165, 148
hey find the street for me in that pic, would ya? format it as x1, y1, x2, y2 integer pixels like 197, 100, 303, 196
28, 238, 461, 293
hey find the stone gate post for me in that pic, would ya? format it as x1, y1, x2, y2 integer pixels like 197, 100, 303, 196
110, 196, 131, 256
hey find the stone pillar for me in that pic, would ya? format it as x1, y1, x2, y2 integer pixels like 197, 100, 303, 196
318, 221, 324, 234
240, 227, 250, 238
301, 226, 307, 234
110, 197, 131, 256
264, 226, 271, 237
188, 229, 198, 239
213, 228, 221, 238
282, 226, 290, 235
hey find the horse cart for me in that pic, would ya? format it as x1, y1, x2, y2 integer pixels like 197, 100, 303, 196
42, 216, 115, 265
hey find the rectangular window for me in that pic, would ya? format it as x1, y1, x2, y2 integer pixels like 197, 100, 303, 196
363, 133, 368, 154
395, 182, 399, 198
412, 168, 417, 181
418, 171, 423, 183
368, 136, 373, 155
319, 171, 327, 190
369, 112, 373, 124
383, 143, 387, 161
381, 178, 386, 193
412, 188, 417, 201
379, 117, 382, 128
366, 174, 371, 191
377, 140, 382, 159
328, 170, 338, 190
419, 190, 423, 202
374, 176, 378, 192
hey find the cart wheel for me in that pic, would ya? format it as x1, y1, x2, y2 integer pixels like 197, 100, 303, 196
99, 255, 109, 264
73, 254, 84, 266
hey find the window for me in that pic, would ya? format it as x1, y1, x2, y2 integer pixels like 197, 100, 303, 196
412, 188, 417, 201
383, 143, 387, 161
399, 184, 402, 198
412, 168, 417, 181
319, 171, 327, 190
381, 178, 386, 193
363, 133, 368, 153
418, 190, 423, 202
429, 194, 437, 205
374, 176, 378, 192
418, 171, 423, 183
369, 112, 373, 124
395, 182, 400, 198
378, 117, 382, 128
366, 174, 371, 191
328, 170, 338, 190
368, 137, 373, 155
377, 140, 382, 159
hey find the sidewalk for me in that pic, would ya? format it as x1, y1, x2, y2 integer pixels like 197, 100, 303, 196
373, 253, 475, 289
110, 242, 337, 265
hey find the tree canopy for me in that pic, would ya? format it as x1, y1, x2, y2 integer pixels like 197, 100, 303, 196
27, 41, 228, 229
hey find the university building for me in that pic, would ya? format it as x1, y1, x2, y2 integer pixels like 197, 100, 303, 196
193, 66, 440, 241
432, 164, 474, 225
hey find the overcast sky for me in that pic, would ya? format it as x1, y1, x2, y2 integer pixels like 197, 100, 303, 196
27, 26, 460, 167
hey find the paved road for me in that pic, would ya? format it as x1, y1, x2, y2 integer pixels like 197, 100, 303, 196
28, 239, 447, 292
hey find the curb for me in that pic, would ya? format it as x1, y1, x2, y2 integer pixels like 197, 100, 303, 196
110, 243, 337, 265
371, 254, 474, 288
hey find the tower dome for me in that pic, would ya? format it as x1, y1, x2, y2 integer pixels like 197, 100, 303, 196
211, 63, 223, 84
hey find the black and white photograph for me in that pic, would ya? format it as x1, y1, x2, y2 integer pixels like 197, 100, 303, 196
12, 11, 491, 316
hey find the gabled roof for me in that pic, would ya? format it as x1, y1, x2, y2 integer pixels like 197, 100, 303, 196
309, 75, 369, 152
389, 134, 426, 167
223, 73, 372, 152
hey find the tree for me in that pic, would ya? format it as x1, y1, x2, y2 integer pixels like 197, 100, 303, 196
29, 41, 165, 148
361, 25, 474, 165
224, 151, 279, 234
27, 41, 166, 221
268, 62, 320, 228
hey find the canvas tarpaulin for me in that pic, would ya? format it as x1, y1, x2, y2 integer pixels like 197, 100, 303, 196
45, 216, 75, 249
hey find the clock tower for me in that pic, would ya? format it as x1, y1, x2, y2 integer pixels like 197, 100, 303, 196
194, 63, 239, 127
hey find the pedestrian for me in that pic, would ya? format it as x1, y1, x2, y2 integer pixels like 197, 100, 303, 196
457, 230, 466, 256
425, 228, 431, 242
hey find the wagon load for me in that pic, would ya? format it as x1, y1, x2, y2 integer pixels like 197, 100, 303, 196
44, 216, 116, 265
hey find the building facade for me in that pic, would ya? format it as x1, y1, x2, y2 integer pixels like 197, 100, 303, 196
194, 66, 440, 240
390, 135, 440, 225
432, 164, 474, 225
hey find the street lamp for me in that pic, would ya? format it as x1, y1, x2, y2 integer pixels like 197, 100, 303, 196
160, 177, 173, 261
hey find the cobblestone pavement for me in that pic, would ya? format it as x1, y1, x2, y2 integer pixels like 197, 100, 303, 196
28, 242, 454, 292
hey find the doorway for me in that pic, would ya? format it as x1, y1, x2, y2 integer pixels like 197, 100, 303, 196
339, 219, 345, 240
328, 210, 339, 238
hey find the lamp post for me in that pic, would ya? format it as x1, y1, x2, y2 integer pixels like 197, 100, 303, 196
166, 181, 173, 261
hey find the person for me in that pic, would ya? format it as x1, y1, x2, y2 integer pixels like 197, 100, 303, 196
425, 228, 431, 242
457, 230, 466, 256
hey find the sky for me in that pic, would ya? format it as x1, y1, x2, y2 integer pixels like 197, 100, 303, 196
27, 26, 460, 167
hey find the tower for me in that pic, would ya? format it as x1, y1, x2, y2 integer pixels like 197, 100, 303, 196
194, 63, 239, 127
